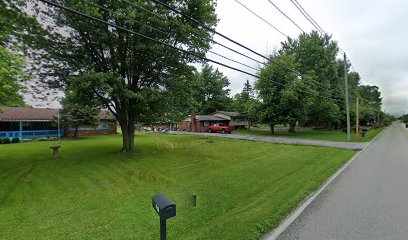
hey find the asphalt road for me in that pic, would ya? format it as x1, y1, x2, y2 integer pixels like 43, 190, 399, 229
275, 123, 408, 240
168, 131, 367, 150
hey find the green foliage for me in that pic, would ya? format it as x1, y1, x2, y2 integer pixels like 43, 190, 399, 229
192, 64, 233, 114
256, 53, 311, 133
255, 31, 386, 132
0, 0, 50, 106
280, 31, 341, 127
33, 0, 218, 151
0, 134, 354, 239
357, 85, 382, 127
233, 79, 254, 112
1, 137, 10, 144
60, 73, 102, 138
243, 99, 261, 130
399, 114, 408, 123
11, 137, 20, 143
0, 46, 26, 107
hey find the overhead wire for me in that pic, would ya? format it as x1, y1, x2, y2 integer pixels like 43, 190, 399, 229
292, 0, 326, 35
87, 0, 260, 72
265, 0, 304, 33
145, 0, 343, 94
121, 0, 266, 66
289, 0, 359, 73
233, 0, 289, 37
35, 0, 342, 102
129, 0, 340, 93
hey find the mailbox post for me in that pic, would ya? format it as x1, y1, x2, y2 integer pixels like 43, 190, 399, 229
152, 194, 176, 240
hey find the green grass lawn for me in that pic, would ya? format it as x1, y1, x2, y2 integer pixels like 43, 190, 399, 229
235, 127, 384, 142
0, 134, 355, 239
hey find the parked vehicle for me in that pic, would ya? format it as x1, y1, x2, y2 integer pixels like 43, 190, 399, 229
208, 124, 234, 134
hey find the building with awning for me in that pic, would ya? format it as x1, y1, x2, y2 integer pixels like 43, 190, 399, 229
0, 107, 117, 140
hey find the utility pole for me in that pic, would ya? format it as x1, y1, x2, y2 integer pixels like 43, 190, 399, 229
356, 96, 360, 138
344, 53, 351, 141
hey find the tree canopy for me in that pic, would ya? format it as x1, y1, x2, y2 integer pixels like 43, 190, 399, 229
33, 0, 218, 151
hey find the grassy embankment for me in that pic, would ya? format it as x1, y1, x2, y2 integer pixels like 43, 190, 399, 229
235, 127, 384, 142
0, 133, 355, 239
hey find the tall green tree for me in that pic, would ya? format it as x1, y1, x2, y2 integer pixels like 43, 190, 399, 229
193, 64, 232, 114
358, 85, 382, 126
0, 0, 45, 109
243, 99, 261, 131
61, 81, 99, 138
0, 47, 26, 108
256, 53, 310, 133
280, 31, 341, 128
233, 80, 254, 112
33, 0, 218, 152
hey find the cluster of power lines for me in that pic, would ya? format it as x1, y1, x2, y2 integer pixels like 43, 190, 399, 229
35, 0, 356, 103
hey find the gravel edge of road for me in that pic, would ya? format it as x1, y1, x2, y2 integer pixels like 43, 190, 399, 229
260, 127, 387, 240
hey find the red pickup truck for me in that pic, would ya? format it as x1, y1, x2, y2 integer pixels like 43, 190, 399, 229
208, 124, 234, 134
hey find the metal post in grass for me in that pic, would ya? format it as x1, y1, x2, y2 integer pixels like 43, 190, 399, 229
152, 194, 176, 240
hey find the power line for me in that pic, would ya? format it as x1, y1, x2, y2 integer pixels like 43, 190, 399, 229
87, 0, 259, 72
35, 0, 342, 103
147, 0, 271, 61
233, 0, 288, 37
145, 0, 336, 88
293, 0, 326, 35
265, 0, 305, 33
121, 0, 266, 66
146, 0, 343, 96
92, 0, 337, 93
290, 0, 324, 35
289, 1, 359, 77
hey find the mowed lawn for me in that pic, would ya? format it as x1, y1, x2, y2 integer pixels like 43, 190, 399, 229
0, 134, 355, 239
236, 127, 384, 142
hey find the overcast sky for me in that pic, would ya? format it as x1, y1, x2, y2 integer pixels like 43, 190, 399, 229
208, 0, 408, 115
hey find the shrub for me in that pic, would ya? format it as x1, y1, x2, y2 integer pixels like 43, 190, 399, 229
2, 138, 11, 144
11, 137, 20, 143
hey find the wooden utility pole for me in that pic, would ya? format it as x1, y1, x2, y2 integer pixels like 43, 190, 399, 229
344, 53, 351, 141
356, 96, 360, 138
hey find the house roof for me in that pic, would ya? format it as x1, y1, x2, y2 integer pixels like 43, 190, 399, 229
196, 115, 228, 121
0, 107, 115, 122
212, 111, 243, 117
182, 115, 229, 122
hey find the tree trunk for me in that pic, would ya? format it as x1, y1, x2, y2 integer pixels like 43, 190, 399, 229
288, 122, 296, 133
270, 124, 275, 135
119, 118, 135, 152
74, 125, 79, 138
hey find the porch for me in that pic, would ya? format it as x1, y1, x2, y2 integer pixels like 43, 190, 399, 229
0, 121, 62, 140
0, 129, 64, 140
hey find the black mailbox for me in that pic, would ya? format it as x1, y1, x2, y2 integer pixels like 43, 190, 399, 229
152, 194, 176, 240
152, 194, 176, 220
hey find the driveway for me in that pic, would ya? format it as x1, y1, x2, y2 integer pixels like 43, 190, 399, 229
272, 123, 408, 240
168, 131, 368, 150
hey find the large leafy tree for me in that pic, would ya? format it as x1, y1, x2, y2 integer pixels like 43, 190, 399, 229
61, 81, 99, 138
256, 53, 310, 133
280, 31, 341, 128
33, 0, 218, 152
193, 64, 232, 114
0, 0, 45, 109
358, 85, 382, 126
233, 79, 254, 112
243, 99, 261, 131
0, 47, 26, 108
